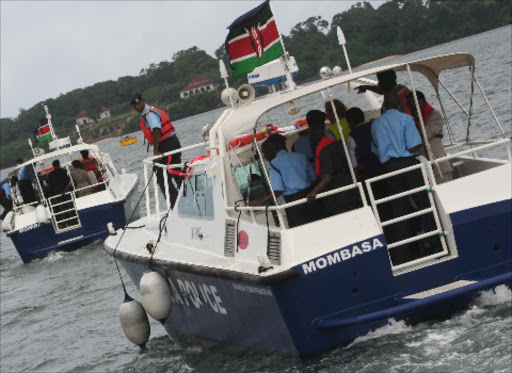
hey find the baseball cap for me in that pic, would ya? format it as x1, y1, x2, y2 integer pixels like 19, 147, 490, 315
129, 93, 143, 106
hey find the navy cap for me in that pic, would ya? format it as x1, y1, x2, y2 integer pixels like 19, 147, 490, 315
129, 93, 143, 106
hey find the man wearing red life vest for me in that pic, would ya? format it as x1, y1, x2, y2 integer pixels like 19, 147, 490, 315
130, 93, 182, 207
356, 69, 411, 114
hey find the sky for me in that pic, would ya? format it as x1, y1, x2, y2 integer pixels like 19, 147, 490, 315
0, 0, 385, 119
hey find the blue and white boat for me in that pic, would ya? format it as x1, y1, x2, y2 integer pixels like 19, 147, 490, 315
104, 48, 511, 357
2, 105, 139, 263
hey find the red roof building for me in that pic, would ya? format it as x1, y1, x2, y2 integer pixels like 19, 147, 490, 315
180, 76, 216, 99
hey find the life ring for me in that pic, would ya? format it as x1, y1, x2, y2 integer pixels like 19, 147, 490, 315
293, 118, 308, 129
229, 131, 266, 148
38, 166, 54, 175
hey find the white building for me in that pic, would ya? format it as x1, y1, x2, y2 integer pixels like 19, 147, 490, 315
180, 76, 216, 99
75, 106, 111, 126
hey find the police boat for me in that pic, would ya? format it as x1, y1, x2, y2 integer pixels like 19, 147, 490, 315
104, 50, 511, 357
2, 104, 139, 263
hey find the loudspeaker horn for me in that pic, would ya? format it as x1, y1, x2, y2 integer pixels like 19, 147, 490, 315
238, 84, 256, 103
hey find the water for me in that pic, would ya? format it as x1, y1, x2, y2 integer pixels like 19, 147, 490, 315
1, 26, 511, 372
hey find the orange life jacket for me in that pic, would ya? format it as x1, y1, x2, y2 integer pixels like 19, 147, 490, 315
139, 106, 175, 145
315, 136, 336, 177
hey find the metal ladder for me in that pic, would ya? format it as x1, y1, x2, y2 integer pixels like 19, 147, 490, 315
48, 193, 81, 233
365, 160, 450, 270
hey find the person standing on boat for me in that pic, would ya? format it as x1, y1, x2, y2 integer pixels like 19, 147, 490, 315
130, 93, 182, 207
356, 69, 411, 113
16, 158, 37, 204
249, 134, 319, 228
406, 91, 454, 183
0, 178, 13, 221
306, 110, 361, 217
371, 92, 435, 264
48, 160, 71, 197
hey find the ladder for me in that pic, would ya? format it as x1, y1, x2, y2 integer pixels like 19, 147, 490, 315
365, 159, 450, 270
48, 193, 81, 233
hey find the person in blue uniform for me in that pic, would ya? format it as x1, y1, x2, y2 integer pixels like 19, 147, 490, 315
17, 158, 37, 204
250, 134, 319, 228
371, 92, 436, 264
131, 93, 182, 207
0, 178, 13, 220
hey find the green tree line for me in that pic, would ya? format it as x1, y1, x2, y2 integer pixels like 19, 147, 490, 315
1, 0, 510, 168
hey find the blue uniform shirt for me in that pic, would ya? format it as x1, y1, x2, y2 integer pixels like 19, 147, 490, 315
371, 109, 421, 164
269, 150, 316, 196
18, 164, 35, 182
292, 134, 314, 163
0, 178, 11, 196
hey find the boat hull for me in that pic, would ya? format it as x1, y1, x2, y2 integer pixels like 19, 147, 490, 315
115, 198, 511, 357
9, 190, 139, 264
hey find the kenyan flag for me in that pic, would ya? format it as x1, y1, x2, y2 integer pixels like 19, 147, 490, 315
35, 123, 52, 142
225, 0, 284, 77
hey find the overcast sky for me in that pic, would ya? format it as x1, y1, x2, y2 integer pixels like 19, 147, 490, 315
1, 0, 384, 119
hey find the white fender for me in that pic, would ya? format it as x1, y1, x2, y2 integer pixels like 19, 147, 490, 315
119, 295, 150, 347
21, 205, 35, 214
140, 270, 173, 321
2, 211, 14, 231
35, 204, 49, 223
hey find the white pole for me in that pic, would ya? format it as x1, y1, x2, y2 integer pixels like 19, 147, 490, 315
337, 27, 352, 74
43, 104, 57, 140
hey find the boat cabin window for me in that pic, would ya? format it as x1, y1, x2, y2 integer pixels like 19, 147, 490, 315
178, 174, 214, 218
234, 161, 268, 203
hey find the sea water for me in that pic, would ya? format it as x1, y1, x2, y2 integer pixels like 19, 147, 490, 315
1, 26, 511, 373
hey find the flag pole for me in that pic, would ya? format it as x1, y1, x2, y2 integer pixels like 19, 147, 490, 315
268, 0, 296, 90
42, 104, 57, 140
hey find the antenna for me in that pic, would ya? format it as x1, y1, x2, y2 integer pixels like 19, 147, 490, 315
219, 60, 236, 108
75, 124, 83, 144
337, 27, 352, 75
42, 104, 57, 140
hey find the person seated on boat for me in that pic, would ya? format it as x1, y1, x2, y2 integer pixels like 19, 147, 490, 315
80, 149, 105, 190
306, 110, 362, 217
0, 178, 13, 221
371, 92, 438, 265
356, 69, 411, 113
406, 91, 454, 184
48, 160, 71, 196
16, 158, 37, 205
64, 160, 95, 198
130, 93, 182, 208
249, 134, 320, 228
324, 99, 351, 140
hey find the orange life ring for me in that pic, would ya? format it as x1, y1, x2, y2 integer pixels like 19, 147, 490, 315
38, 166, 54, 175
229, 131, 266, 148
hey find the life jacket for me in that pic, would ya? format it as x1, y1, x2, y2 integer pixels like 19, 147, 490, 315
405, 101, 434, 135
82, 157, 103, 181
326, 117, 351, 140
315, 136, 336, 176
139, 106, 175, 146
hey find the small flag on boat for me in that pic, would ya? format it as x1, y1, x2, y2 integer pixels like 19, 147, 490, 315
33, 117, 52, 142
225, 0, 285, 77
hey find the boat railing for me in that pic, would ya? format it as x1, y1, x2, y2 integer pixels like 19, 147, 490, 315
142, 141, 208, 221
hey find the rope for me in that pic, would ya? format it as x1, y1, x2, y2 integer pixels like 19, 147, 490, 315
112, 168, 155, 296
